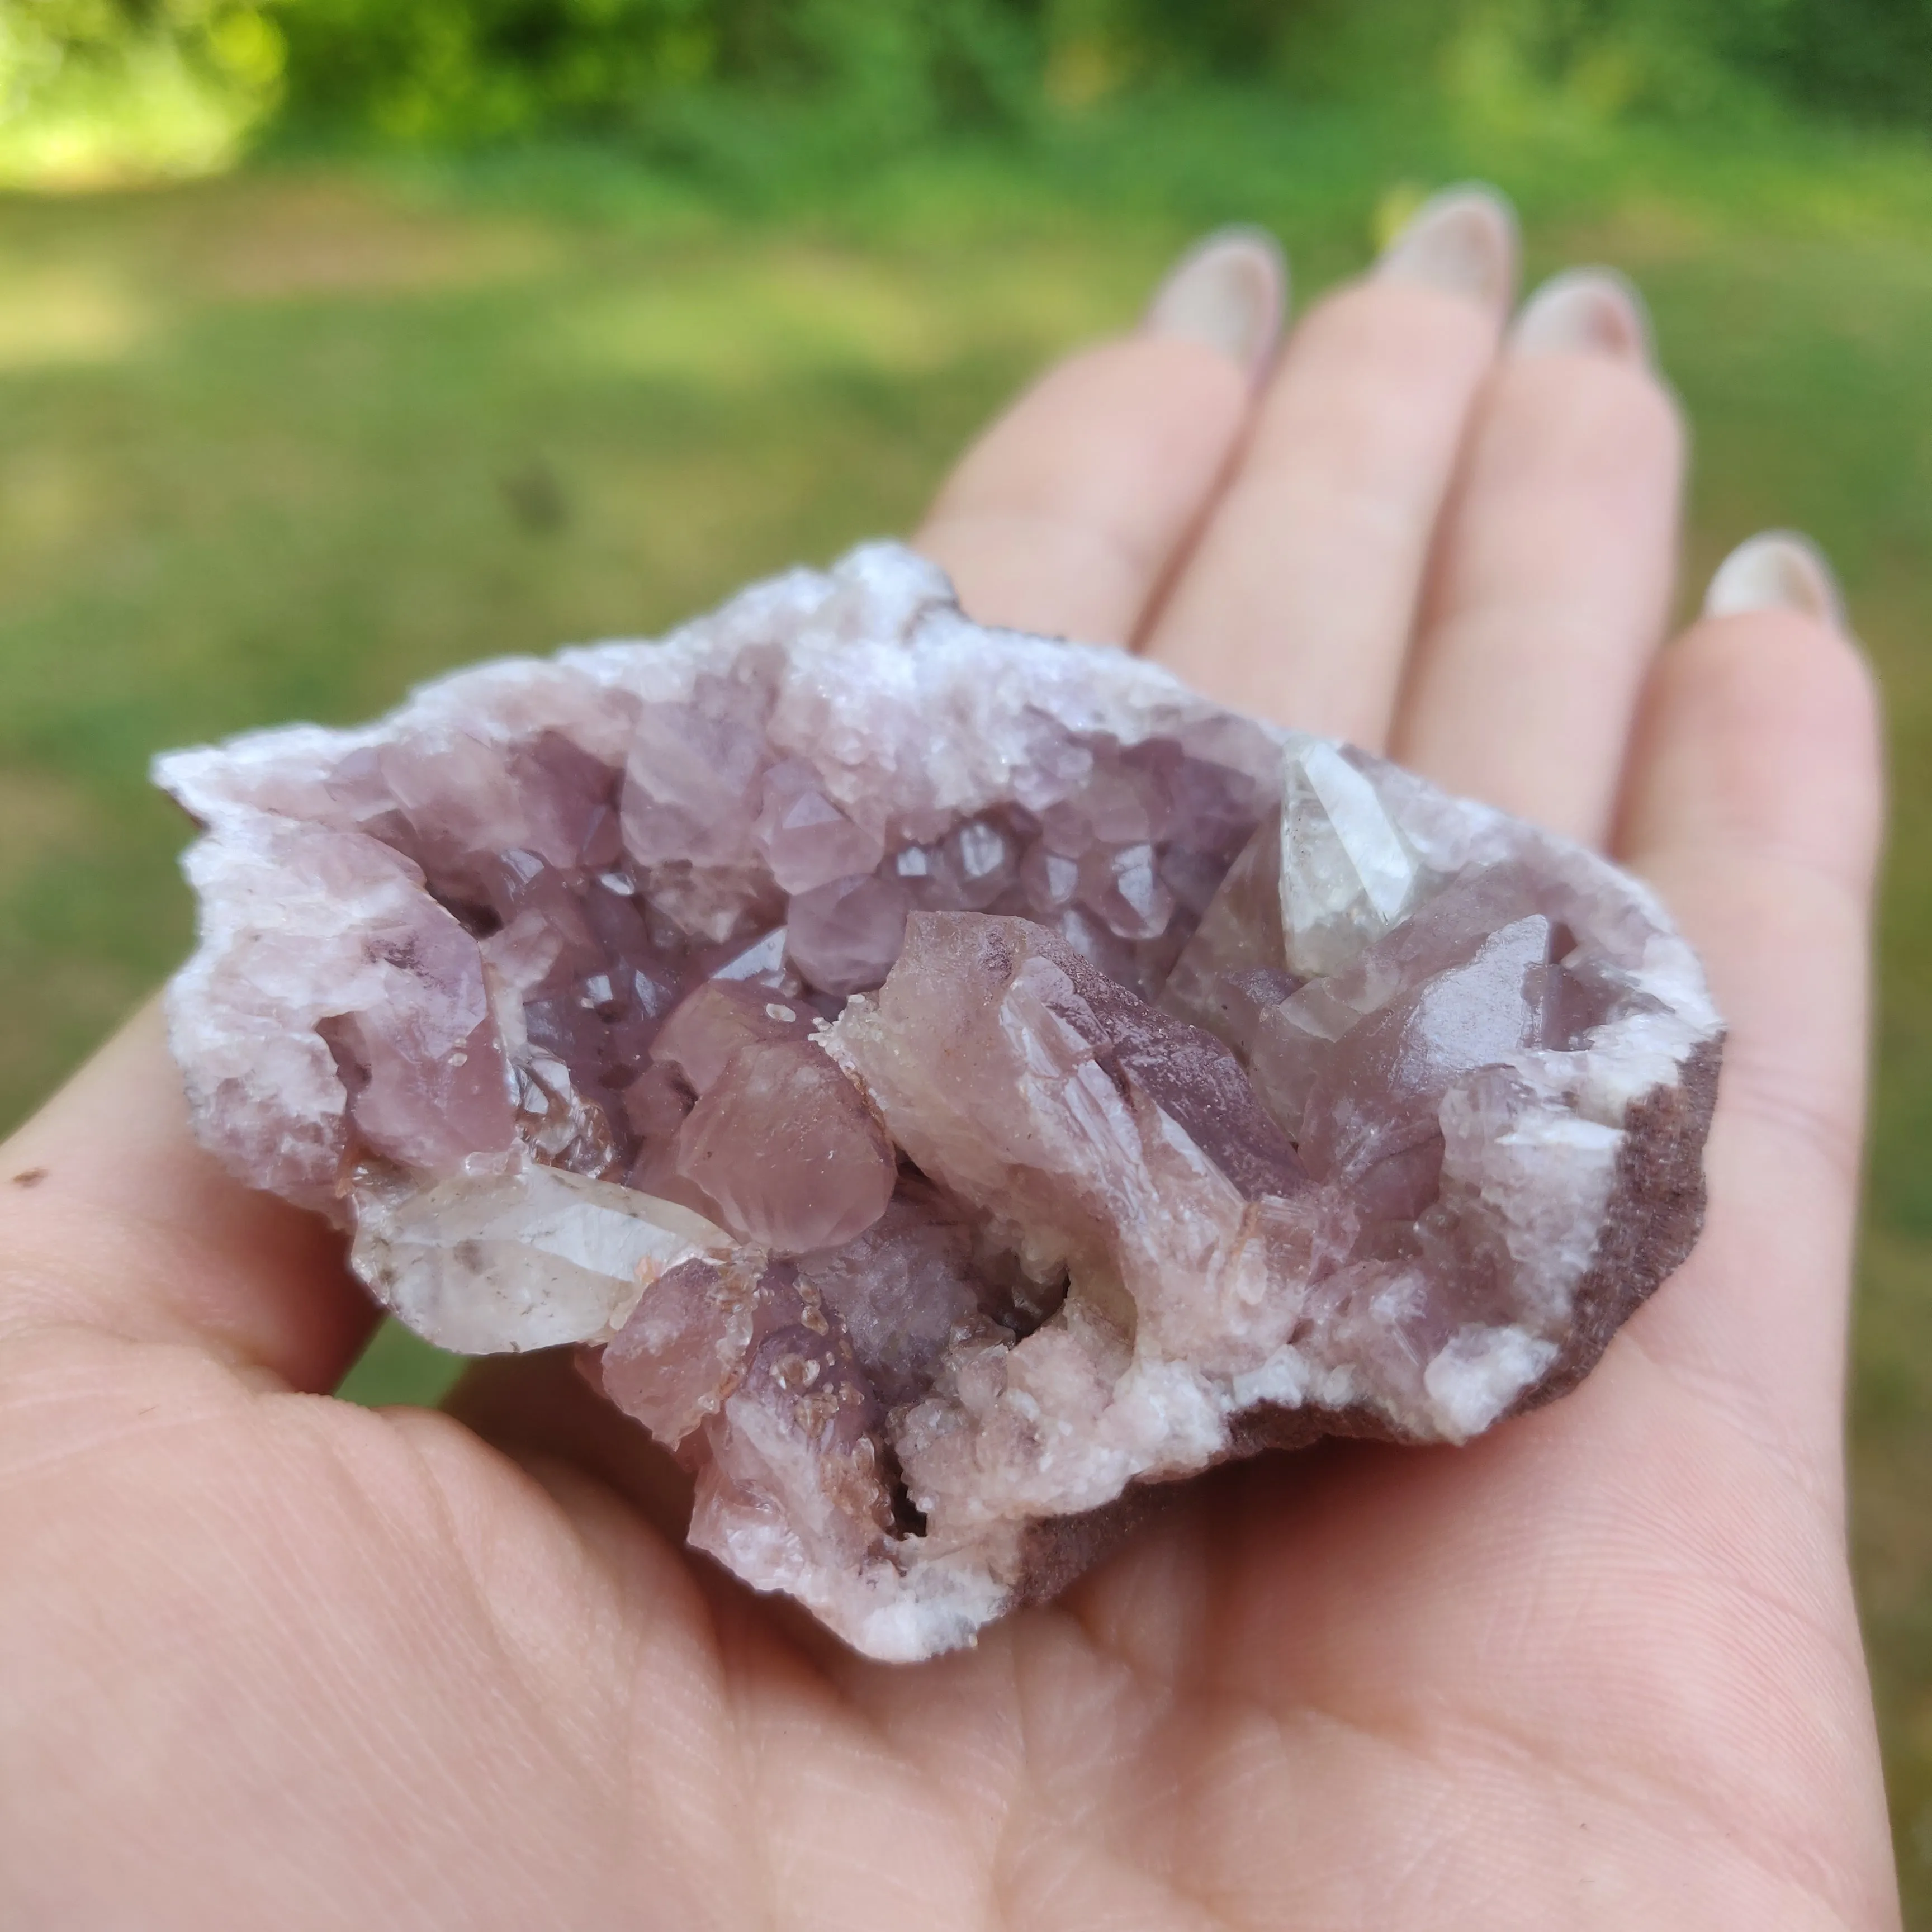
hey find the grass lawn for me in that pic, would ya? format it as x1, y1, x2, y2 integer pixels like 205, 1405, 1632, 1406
1, 100, 1928, 1910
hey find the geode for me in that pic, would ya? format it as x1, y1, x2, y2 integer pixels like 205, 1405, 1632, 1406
156, 543, 1721, 1661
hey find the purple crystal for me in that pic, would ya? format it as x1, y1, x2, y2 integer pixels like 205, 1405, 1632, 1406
673, 1040, 896, 1252
599, 1256, 753, 1443
687, 1261, 898, 1580
158, 543, 1721, 1662
797, 1176, 1028, 1407
786, 873, 911, 995
754, 756, 884, 893
650, 978, 816, 1095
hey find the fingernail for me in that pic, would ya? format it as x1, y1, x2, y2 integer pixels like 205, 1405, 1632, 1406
1511, 267, 1652, 364
1143, 226, 1287, 381
1375, 183, 1518, 312
1704, 531, 1848, 631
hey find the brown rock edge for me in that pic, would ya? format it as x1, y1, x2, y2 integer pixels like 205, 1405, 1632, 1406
1012, 1035, 1725, 1610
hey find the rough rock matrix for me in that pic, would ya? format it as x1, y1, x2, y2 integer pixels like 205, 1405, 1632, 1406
157, 543, 1722, 1661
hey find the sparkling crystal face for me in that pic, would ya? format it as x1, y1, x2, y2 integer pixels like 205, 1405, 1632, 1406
157, 544, 1722, 1661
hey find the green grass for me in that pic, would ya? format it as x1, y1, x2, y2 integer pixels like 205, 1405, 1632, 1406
1, 98, 1929, 1910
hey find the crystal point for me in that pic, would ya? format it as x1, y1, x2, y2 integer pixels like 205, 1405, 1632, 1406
1278, 734, 1420, 976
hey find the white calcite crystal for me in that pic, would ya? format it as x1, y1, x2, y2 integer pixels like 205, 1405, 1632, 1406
157, 542, 1722, 1662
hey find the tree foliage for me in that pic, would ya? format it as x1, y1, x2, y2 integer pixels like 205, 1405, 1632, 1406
10, 0, 1932, 155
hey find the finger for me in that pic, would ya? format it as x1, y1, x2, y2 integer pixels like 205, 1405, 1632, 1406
1392, 269, 1685, 844
1143, 185, 1517, 742
1615, 534, 1881, 1457
915, 228, 1282, 642
0, 1000, 373, 1391
443, 1348, 698, 1549
444, 1349, 878, 1666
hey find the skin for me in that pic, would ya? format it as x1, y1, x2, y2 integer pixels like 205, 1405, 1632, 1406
0, 203, 1900, 1928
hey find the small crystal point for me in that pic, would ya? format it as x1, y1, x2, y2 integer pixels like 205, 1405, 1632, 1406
1278, 735, 1420, 977
1159, 804, 1289, 1040
650, 977, 815, 1096
1299, 914, 1555, 1220
673, 1039, 896, 1252
755, 757, 884, 893
785, 874, 911, 995
600, 1256, 755, 1443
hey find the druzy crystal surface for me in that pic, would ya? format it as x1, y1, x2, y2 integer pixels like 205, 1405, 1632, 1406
158, 543, 1721, 1661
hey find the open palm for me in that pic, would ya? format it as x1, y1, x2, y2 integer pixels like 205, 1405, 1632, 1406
0, 189, 1900, 1929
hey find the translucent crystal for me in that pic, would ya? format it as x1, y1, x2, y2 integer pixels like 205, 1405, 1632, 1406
754, 756, 884, 893
159, 541, 1721, 1664
785, 874, 911, 995
672, 1039, 896, 1252
685, 1261, 899, 1595
1278, 733, 1420, 975
599, 1256, 756, 1443
351, 1157, 730, 1355
649, 978, 816, 1095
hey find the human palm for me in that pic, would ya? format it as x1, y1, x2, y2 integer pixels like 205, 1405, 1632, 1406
0, 190, 1900, 1928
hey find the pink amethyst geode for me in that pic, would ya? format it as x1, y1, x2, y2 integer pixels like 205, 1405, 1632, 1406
157, 543, 1721, 1661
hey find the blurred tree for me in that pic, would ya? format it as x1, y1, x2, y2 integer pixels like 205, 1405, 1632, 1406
1745, 0, 1932, 128
0, 0, 283, 184
267, 0, 1050, 146
7, 0, 1932, 167
3, 0, 279, 80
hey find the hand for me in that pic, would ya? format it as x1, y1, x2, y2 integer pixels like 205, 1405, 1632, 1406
0, 187, 1898, 1928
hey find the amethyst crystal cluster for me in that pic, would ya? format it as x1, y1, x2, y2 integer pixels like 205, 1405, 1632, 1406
158, 544, 1721, 1660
